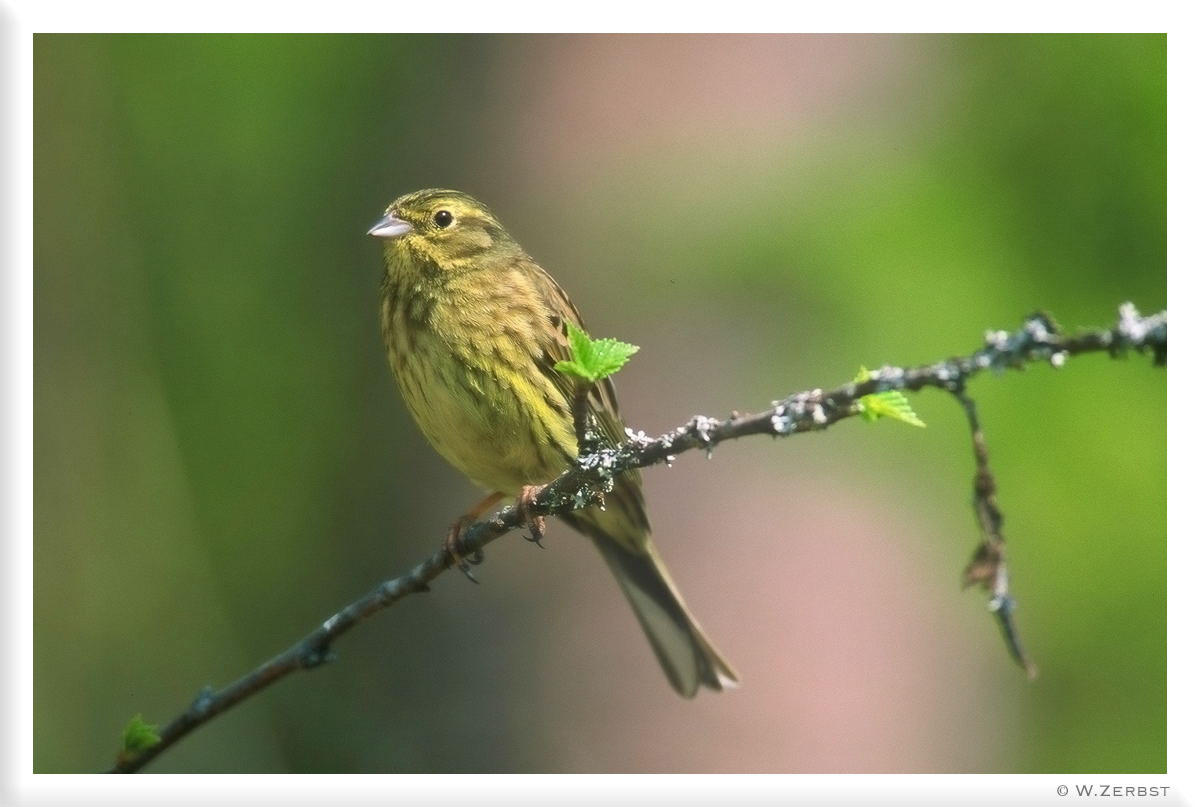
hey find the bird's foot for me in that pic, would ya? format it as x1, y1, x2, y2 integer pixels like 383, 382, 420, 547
445, 491, 504, 583
444, 518, 482, 583
517, 484, 547, 547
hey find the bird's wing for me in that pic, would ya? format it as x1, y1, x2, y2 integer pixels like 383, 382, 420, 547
523, 259, 651, 546
524, 260, 630, 452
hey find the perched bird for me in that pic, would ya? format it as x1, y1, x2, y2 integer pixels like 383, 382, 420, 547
369, 189, 737, 696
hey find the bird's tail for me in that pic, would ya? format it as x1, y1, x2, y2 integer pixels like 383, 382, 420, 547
560, 479, 739, 697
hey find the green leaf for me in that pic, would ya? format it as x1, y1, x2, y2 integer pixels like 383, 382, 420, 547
555, 322, 639, 383
855, 366, 926, 428
566, 321, 595, 370
121, 714, 161, 754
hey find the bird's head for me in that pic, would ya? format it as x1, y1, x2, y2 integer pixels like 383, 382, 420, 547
368, 189, 514, 273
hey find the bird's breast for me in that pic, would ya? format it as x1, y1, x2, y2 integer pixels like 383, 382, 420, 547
383, 281, 576, 494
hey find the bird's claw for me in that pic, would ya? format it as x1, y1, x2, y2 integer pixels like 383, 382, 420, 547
445, 518, 483, 583
517, 485, 547, 549
442, 491, 506, 582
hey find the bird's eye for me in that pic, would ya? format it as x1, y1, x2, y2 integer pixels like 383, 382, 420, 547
433, 210, 454, 228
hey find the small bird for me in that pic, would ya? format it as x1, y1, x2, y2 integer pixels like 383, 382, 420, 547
369, 189, 737, 697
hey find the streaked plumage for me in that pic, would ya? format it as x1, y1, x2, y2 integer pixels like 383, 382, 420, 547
371, 189, 737, 696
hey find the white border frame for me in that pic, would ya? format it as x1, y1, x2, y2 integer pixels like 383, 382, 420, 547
8, 7, 1191, 806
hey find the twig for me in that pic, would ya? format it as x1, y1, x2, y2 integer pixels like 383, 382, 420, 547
955, 388, 1035, 677
107, 303, 1165, 773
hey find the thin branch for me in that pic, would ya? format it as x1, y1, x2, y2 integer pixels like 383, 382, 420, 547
955, 388, 1035, 678
107, 303, 1165, 773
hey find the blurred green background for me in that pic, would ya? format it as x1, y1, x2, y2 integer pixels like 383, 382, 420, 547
34, 34, 1165, 773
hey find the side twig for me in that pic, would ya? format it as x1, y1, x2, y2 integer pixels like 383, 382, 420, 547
955, 388, 1034, 677
107, 303, 1165, 773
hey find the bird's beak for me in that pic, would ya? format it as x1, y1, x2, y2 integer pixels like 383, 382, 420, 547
367, 213, 413, 239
